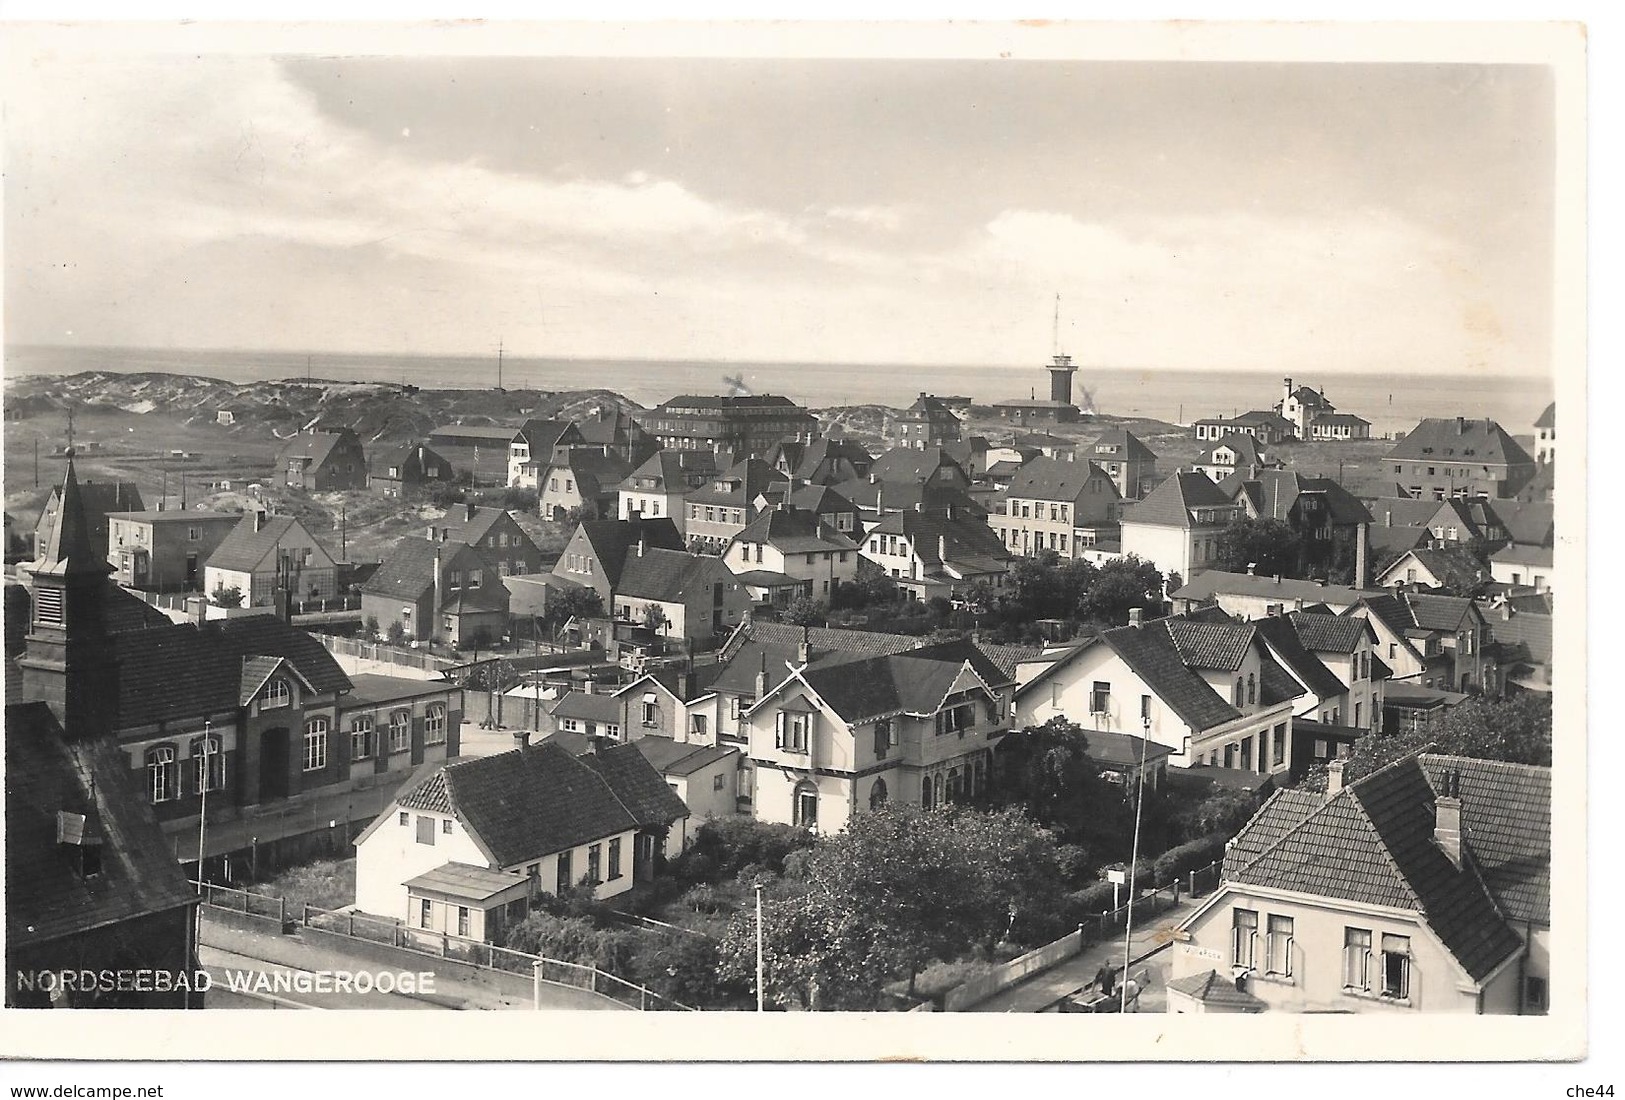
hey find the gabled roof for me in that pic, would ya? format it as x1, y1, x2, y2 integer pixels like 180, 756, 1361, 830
1048, 620, 1245, 732
1403, 591, 1481, 632
207, 514, 330, 574
1004, 455, 1120, 505
1088, 428, 1157, 463
1166, 969, 1268, 1011
619, 450, 721, 493
239, 654, 316, 706
686, 457, 784, 507
630, 738, 738, 778
833, 477, 981, 516
1222, 469, 1372, 526
1486, 606, 1552, 666
576, 517, 685, 588
733, 507, 859, 554
546, 450, 635, 501
5, 703, 200, 950
1418, 754, 1549, 925
1490, 543, 1553, 569
1386, 417, 1535, 468
1534, 403, 1555, 430
790, 638, 1008, 724
1250, 617, 1347, 702
110, 616, 350, 729
1484, 499, 1555, 548
1381, 547, 1486, 592
276, 428, 359, 468
1197, 433, 1272, 469
865, 509, 1012, 574
1223, 752, 1538, 981
396, 740, 687, 866
1284, 385, 1334, 409
427, 505, 535, 552
1367, 525, 1430, 558
362, 538, 490, 602
1121, 471, 1236, 529
867, 446, 969, 485
716, 620, 1032, 693
786, 483, 857, 516
1164, 619, 1256, 671
1287, 611, 1372, 654
616, 547, 727, 604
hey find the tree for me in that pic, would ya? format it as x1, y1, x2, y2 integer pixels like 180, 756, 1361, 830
545, 587, 604, 627
1075, 555, 1164, 626
780, 596, 827, 628
1299, 694, 1553, 792
1215, 518, 1303, 579
642, 603, 669, 633
385, 620, 408, 646
209, 586, 244, 608
363, 613, 380, 637
716, 887, 898, 1010
995, 718, 1134, 857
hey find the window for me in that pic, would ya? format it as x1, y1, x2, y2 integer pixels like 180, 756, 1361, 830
642, 695, 659, 727
1343, 928, 1372, 991
776, 711, 812, 753
1232, 908, 1258, 969
557, 850, 573, 895
713, 772, 726, 792
389, 710, 411, 753
874, 719, 893, 759
457, 906, 470, 937
1247, 673, 1256, 705
350, 716, 375, 760
399, 811, 410, 826
1381, 935, 1411, 1000
1266, 915, 1294, 976
793, 782, 819, 830
587, 843, 603, 884
1052, 683, 1064, 708
441, 818, 454, 835
1524, 976, 1548, 1014
730, 696, 751, 721
416, 816, 436, 845
424, 704, 447, 745
1272, 724, 1286, 768
1233, 678, 1244, 706
1090, 682, 1111, 715
262, 678, 290, 709
604, 723, 620, 740
692, 714, 709, 739
420, 898, 433, 928
608, 838, 623, 880
147, 745, 179, 804
191, 735, 225, 794
303, 718, 329, 772
188, 526, 201, 541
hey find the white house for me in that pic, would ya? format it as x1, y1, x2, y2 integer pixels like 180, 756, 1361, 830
354, 738, 688, 928
1014, 615, 1298, 774
1119, 472, 1245, 587
1489, 543, 1553, 594
630, 738, 742, 858
724, 505, 861, 602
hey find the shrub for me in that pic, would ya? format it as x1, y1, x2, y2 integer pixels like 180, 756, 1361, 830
671, 818, 816, 884
252, 858, 355, 913
626, 931, 741, 1008
1151, 832, 1231, 885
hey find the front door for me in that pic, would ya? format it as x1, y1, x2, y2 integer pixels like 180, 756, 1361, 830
185, 552, 199, 588
258, 727, 290, 802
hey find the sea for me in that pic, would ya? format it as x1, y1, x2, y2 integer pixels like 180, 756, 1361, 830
2, 344, 1554, 440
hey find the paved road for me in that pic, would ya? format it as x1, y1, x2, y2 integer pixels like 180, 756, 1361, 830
971, 894, 1202, 1013
201, 945, 444, 1010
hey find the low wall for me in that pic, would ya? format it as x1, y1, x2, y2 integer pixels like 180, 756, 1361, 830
942, 929, 1084, 1012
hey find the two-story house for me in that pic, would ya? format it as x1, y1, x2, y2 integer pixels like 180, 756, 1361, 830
1375, 546, 1489, 595
725, 506, 861, 604
992, 455, 1121, 560
1014, 616, 1300, 775
204, 511, 339, 607
1219, 469, 1374, 587
1170, 753, 1549, 1015
611, 545, 751, 652
1344, 591, 1498, 694
1194, 434, 1283, 483
1273, 377, 1334, 440
425, 503, 546, 577
355, 738, 689, 928
1120, 472, 1245, 586
893, 393, 964, 449
277, 427, 367, 492
1386, 417, 1538, 501
370, 442, 457, 499
861, 506, 1013, 600
738, 637, 1015, 831
361, 538, 509, 647
1533, 403, 1556, 467
1087, 429, 1158, 501
1280, 612, 1385, 731
507, 419, 584, 489
106, 509, 241, 592
551, 516, 685, 608
617, 450, 723, 532
683, 457, 785, 554
765, 435, 875, 486
538, 450, 634, 522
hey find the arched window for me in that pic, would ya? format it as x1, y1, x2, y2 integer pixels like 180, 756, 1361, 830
303, 718, 329, 772
793, 781, 819, 831
350, 716, 375, 760
1247, 673, 1256, 705
934, 774, 945, 807
262, 678, 290, 709
1233, 678, 1244, 706
869, 778, 889, 810
424, 704, 447, 746
147, 745, 178, 804
947, 767, 962, 803
389, 709, 411, 754
921, 780, 934, 811
190, 734, 224, 794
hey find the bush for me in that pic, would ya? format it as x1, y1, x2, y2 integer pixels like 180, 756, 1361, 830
252, 857, 355, 913
1151, 832, 1231, 885
671, 818, 817, 884
503, 912, 638, 974
626, 930, 741, 1008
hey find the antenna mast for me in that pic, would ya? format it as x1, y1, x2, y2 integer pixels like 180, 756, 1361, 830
1052, 293, 1061, 357
497, 339, 504, 392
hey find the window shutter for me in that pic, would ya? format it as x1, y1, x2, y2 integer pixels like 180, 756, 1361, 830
774, 712, 785, 749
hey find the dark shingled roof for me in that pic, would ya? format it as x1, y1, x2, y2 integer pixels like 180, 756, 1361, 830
1287, 612, 1372, 655
617, 547, 729, 604
578, 517, 685, 588
6, 703, 199, 949
207, 514, 331, 573
1225, 753, 1535, 982
1387, 417, 1535, 469
1225, 469, 1373, 526
397, 740, 686, 866
1088, 428, 1157, 463
1121, 471, 1237, 529
111, 615, 350, 729
1004, 455, 1120, 505
1257, 656, 1308, 706
792, 637, 1009, 723
866, 446, 970, 486
362, 539, 492, 603
1164, 619, 1256, 671
1251, 616, 1346, 702
1197, 433, 1272, 469
1385, 547, 1487, 592
631, 737, 738, 778
1484, 499, 1555, 548
733, 507, 859, 554
1534, 403, 1555, 430
1418, 754, 1549, 925
1403, 592, 1479, 632
685, 457, 785, 508
1166, 970, 1268, 1011
1101, 621, 1241, 731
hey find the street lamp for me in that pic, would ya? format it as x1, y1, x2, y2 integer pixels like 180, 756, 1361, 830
755, 881, 765, 1013
1120, 714, 1151, 1013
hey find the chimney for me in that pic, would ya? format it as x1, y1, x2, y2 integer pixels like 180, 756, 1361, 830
1246, 562, 1256, 576
1294, 597, 1304, 612
253, 510, 266, 533
1455, 416, 1466, 435
636, 537, 646, 558
755, 651, 768, 698
938, 533, 947, 561
915, 501, 925, 512
1325, 759, 1346, 800
465, 501, 477, 522
1128, 607, 1143, 627
1435, 771, 1463, 868
946, 504, 956, 521
582, 672, 595, 696
797, 631, 811, 666
431, 546, 443, 642
186, 596, 208, 624
1355, 522, 1370, 590
514, 729, 531, 750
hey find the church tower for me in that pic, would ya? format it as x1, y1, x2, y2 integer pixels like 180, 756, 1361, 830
17, 453, 120, 741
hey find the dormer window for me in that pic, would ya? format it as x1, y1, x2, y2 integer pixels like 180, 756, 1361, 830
262, 678, 291, 709
775, 710, 813, 753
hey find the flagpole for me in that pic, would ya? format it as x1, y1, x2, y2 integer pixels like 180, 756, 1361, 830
1121, 715, 1150, 1012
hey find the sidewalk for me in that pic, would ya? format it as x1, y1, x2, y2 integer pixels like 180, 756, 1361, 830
200, 911, 623, 1010
969, 894, 1203, 1013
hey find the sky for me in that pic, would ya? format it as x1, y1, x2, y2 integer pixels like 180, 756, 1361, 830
3, 51, 1556, 376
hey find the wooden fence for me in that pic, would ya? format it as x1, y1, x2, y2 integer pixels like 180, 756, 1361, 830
315, 634, 457, 674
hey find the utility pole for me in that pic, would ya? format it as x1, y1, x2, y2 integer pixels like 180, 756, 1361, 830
340, 502, 348, 561
755, 882, 765, 1012
33, 437, 39, 487
1121, 717, 1152, 1013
